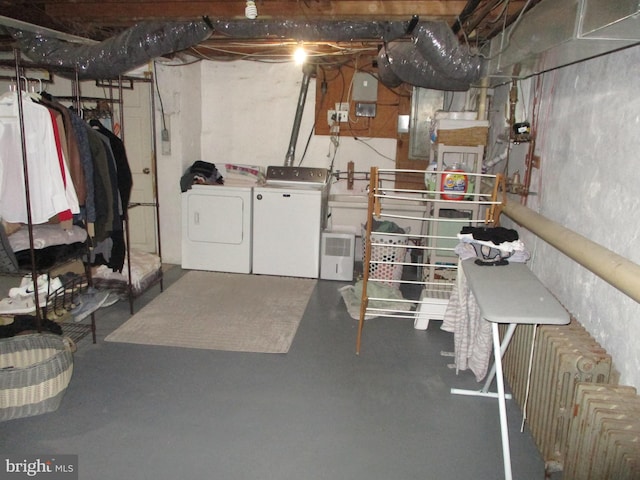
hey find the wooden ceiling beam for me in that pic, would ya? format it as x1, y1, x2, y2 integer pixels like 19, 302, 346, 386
44, 1, 470, 23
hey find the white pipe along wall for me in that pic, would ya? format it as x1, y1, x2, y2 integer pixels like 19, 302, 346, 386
502, 201, 640, 303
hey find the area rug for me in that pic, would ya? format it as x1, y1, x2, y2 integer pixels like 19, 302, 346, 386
105, 271, 316, 353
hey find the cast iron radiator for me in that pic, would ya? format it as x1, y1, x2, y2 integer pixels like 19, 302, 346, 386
499, 319, 640, 477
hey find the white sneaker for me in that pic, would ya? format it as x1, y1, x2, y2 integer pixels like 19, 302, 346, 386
9, 274, 48, 297
9, 274, 49, 297
8, 276, 63, 303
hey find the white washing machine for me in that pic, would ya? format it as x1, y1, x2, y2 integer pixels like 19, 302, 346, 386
181, 183, 253, 273
252, 166, 329, 278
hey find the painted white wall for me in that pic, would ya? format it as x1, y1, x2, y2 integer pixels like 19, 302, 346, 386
155, 59, 397, 264
198, 60, 397, 173
153, 61, 202, 263
489, 45, 640, 390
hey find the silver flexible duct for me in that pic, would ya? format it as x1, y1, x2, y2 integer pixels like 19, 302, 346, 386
412, 22, 483, 85
378, 21, 484, 91
9, 17, 482, 89
8, 19, 213, 79
378, 43, 473, 91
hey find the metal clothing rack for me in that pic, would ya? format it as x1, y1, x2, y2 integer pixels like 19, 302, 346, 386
83, 74, 164, 314
2, 49, 97, 341
3, 48, 163, 338
355, 166, 505, 354
55, 61, 164, 315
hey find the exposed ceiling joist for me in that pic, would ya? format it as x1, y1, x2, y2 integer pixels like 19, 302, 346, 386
2, 1, 529, 43
43, 0, 470, 22
0, 0, 530, 66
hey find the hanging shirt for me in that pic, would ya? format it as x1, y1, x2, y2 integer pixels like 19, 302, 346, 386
0, 92, 79, 224
47, 108, 73, 223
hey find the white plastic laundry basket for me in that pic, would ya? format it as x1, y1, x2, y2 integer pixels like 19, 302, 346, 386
364, 232, 409, 288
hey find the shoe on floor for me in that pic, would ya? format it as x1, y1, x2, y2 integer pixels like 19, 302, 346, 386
71, 289, 110, 322
9, 273, 49, 296
101, 291, 121, 308
9, 275, 63, 301
0, 296, 36, 315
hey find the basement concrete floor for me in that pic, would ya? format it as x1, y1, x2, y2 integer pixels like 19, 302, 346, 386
0, 266, 559, 480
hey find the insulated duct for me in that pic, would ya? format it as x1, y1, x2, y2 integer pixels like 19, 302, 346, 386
377, 21, 484, 91
378, 43, 474, 91
8, 16, 483, 90
208, 19, 410, 43
8, 19, 213, 79
213, 19, 484, 91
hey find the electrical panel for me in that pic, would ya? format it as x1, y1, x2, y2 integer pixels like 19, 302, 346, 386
352, 72, 378, 102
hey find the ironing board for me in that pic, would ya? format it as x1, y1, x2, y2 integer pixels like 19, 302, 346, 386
452, 259, 569, 480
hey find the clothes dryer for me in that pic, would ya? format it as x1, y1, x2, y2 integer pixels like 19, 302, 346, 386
181, 183, 253, 273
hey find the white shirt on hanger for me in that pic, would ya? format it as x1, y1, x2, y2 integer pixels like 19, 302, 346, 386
0, 91, 80, 224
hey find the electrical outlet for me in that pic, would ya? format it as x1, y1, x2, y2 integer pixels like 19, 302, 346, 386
328, 109, 348, 125
327, 110, 337, 125
334, 102, 349, 123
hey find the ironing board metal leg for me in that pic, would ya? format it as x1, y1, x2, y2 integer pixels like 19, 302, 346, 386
492, 321, 513, 480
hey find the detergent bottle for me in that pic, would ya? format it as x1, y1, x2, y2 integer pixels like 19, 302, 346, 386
441, 162, 468, 201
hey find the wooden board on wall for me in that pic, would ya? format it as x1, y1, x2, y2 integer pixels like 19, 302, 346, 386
314, 56, 427, 190
314, 56, 402, 139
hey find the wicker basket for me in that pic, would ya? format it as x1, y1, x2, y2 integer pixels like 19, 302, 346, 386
0, 333, 74, 422
437, 126, 489, 146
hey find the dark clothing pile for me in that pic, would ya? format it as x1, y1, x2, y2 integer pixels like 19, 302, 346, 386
460, 226, 519, 245
0, 315, 63, 338
180, 161, 224, 192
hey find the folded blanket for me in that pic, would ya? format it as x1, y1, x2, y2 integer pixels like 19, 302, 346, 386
339, 280, 415, 320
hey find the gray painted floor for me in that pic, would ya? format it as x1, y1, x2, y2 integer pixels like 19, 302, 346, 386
1, 266, 554, 479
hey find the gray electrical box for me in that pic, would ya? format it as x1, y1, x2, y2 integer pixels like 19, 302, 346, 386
353, 72, 378, 102
355, 102, 377, 118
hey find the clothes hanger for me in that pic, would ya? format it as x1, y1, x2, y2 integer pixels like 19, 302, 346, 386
0, 79, 22, 110
14, 76, 42, 102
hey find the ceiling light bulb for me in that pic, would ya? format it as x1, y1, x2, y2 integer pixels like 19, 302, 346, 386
245, 0, 258, 19
294, 46, 307, 65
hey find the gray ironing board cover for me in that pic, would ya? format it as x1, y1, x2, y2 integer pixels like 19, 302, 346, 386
461, 259, 569, 325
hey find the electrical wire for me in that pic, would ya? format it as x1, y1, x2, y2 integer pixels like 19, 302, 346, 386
190, 42, 375, 63
153, 61, 167, 132
482, 0, 535, 60
487, 0, 511, 25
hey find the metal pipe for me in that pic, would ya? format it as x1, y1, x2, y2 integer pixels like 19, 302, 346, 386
502, 201, 640, 303
284, 70, 311, 167
477, 77, 489, 120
